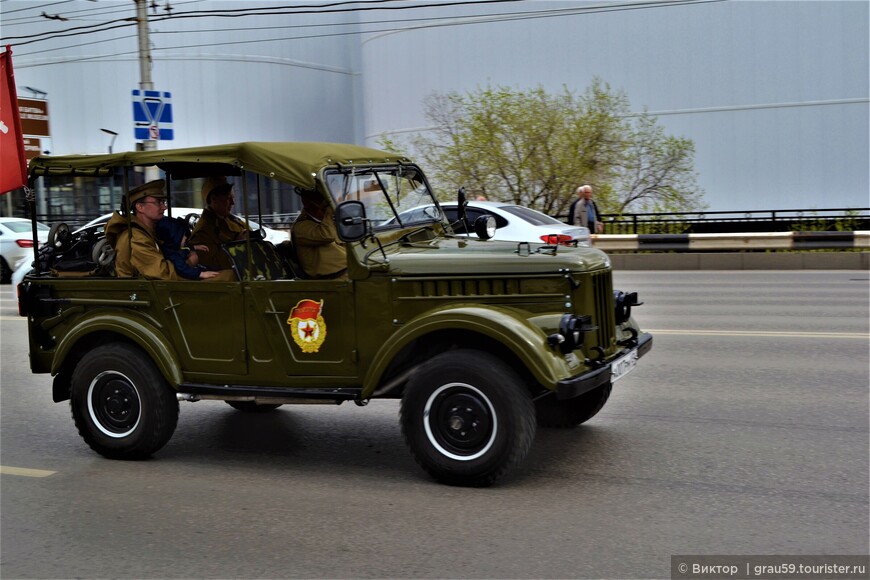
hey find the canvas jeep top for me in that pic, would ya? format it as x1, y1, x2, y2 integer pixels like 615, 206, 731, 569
18, 141, 652, 486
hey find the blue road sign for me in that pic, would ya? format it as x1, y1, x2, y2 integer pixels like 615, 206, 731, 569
132, 89, 174, 140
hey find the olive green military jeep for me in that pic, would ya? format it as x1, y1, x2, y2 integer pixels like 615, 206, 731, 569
18, 142, 652, 486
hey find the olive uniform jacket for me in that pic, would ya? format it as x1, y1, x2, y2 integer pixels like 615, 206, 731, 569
188, 207, 248, 270
291, 207, 347, 279
105, 211, 182, 280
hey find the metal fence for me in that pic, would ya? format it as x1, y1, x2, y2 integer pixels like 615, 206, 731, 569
596, 208, 870, 235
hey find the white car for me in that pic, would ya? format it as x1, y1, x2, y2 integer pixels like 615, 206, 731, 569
393, 201, 590, 246
74, 207, 289, 246
0, 217, 50, 283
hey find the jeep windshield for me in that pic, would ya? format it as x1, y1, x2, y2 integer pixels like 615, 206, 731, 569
324, 167, 442, 230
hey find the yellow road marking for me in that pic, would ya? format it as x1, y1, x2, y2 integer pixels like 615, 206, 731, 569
647, 329, 869, 339
0, 466, 57, 478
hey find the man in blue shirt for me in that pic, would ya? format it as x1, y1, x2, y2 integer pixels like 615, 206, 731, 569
569, 184, 604, 233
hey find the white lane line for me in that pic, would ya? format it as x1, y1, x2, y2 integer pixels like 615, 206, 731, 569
647, 329, 869, 339
0, 465, 57, 478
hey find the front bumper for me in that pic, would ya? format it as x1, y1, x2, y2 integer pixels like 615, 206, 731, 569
555, 332, 653, 399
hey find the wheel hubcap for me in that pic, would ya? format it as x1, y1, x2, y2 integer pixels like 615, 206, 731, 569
423, 383, 497, 461
87, 371, 141, 438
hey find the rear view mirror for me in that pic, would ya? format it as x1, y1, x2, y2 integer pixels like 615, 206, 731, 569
473, 215, 496, 240
335, 200, 368, 242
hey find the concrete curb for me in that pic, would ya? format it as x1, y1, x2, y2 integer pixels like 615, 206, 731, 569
592, 231, 870, 252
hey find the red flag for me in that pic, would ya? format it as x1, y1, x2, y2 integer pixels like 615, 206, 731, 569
289, 299, 323, 321
0, 45, 28, 195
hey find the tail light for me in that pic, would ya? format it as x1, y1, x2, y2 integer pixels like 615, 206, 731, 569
540, 234, 574, 246
16, 239, 34, 248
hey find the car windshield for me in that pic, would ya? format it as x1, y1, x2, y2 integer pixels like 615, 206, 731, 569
324, 167, 439, 229
499, 205, 566, 226
4, 221, 50, 233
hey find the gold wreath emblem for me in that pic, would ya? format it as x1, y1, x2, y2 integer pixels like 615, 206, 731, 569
287, 299, 327, 353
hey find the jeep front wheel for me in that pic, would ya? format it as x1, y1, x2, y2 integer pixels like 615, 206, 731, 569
70, 343, 179, 459
400, 349, 536, 487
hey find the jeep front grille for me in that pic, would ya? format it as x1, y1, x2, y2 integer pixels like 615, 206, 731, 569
392, 274, 567, 323
590, 270, 615, 350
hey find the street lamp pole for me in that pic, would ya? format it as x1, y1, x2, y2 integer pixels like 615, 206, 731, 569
135, 0, 155, 148
100, 128, 119, 206
100, 128, 118, 154
135, 0, 160, 181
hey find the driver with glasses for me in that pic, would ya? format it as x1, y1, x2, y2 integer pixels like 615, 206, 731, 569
105, 179, 228, 280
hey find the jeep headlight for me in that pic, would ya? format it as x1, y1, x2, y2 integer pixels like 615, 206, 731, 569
547, 314, 598, 354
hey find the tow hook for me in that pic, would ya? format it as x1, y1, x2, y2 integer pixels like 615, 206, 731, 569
585, 346, 606, 366
617, 326, 639, 347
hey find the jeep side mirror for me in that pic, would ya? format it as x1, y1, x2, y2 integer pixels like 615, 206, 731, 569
457, 187, 468, 224
335, 200, 368, 242
473, 215, 496, 240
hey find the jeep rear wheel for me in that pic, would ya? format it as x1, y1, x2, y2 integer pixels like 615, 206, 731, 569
400, 349, 536, 487
225, 401, 282, 412
70, 343, 178, 459
535, 382, 612, 428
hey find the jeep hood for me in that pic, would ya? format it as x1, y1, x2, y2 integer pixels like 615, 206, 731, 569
373, 237, 612, 275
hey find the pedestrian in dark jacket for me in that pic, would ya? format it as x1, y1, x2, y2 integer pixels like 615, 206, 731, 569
567, 184, 604, 233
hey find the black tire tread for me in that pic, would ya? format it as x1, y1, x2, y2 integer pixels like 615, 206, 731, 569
535, 382, 612, 428
0, 257, 11, 284
400, 349, 536, 487
70, 342, 178, 459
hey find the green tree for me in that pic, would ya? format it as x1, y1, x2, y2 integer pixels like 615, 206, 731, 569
378, 79, 705, 217
612, 111, 704, 213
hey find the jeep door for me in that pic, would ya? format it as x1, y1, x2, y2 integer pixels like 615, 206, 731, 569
243, 279, 357, 383
152, 280, 248, 377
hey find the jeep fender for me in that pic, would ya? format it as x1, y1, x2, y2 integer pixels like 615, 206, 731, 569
51, 312, 184, 387
362, 304, 570, 398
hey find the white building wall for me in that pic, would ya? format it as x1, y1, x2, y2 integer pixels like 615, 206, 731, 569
4, 0, 868, 212
359, 1, 869, 211
5, 1, 361, 154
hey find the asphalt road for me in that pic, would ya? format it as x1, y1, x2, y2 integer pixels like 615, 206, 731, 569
1, 271, 868, 579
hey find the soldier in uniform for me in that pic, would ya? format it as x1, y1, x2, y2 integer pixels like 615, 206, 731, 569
290, 189, 347, 279
188, 176, 250, 272
105, 179, 222, 280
